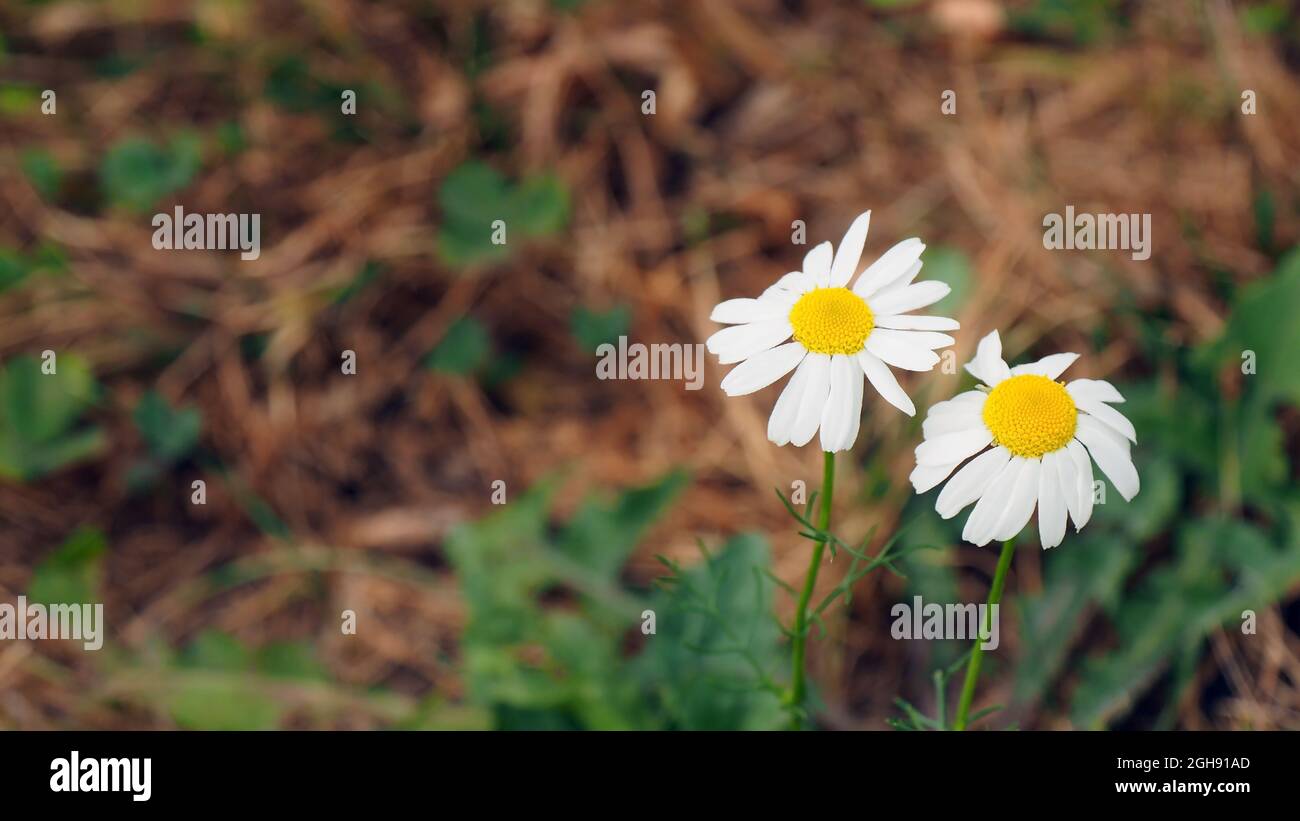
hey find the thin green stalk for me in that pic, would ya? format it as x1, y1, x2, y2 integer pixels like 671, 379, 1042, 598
788, 450, 835, 728
953, 537, 1015, 731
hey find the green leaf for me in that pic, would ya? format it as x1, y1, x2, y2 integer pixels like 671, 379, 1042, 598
638, 533, 787, 729
20, 149, 61, 200
426, 317, 491, 375
99, 135, 203, 213
133, 390, 202, 462
512, 174, 570, 236
570, 305, 632, 353
0, 354, 96, 443
1015, 533, 1138, 705
179, 630, 252, 672
1214, 247, 1300, 405
436, 161, 570, 267
920, 246, 972, 313
27, 527, 108, 606
167, 680, 282, 730
0, 249, 30, 292
256, 640, 329, 680
556, 469, 689, 580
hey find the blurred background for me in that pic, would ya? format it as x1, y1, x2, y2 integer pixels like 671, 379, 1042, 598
1, 0, 1298, 730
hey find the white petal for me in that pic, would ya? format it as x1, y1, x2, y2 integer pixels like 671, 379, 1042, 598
937, 445, 1011, 519
875, 260, 924, 294
871, 328, 955, 351
711, 297, 785, 324
864, 333, 941, 372
915, 427, 993, 467
853, 238, 925, 298
962, 457, 1024, 547
992, 457, 1041, 543
1066, 439, 1095, 528
1052, 445, 1082, 530
928, 390, 986, 415
910, 462, 960, 494
922, 401, 984, 438
963, 330, 1011, 386
856, 352, 915, 416
789, 353, 831, 447
720, 342, 806, 396
819, 355, 864, 452
1066, 378, 1125, 405
1011, 352, 1079, 380
829, 211, 871, 288
1038, 451, 1068, 549
1077, 399, 1137, 443
1075, 416, 1139, 501
768, 354, 815, 445
761, 271, 812, 301
873, 314, 960, 331
803, 242, 833, 288
706, 320, 793, 365
844, 352, 864, 448
867, 280, 950, 315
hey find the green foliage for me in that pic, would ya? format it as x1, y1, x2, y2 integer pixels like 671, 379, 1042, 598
99, 135, 203, 213
134, 390, 202, 463
919, 246, 971, 314
168, 631, 295, 730
0, 249, 30, 292
436, 162, 570, 267
20, 149, 62, 200
27, 527, 108, 606
0, 354, 104, 480
445, 470, 789, 729
127, 390, 202, 490
426, 316, 491, 375
570, 304, 632, 353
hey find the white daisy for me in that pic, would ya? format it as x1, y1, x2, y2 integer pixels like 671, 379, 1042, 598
707, 210, 958, 452
911, 330, 1139, 549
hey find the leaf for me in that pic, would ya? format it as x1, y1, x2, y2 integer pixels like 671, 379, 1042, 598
426, 317, 491, 375
436, 161, 571, 267
511, 174, 570, 236
27, 527, 108, 606
1015, 533, 1138, 705
179, 630, 252, 672
570, 305, 632, 353
1213, 246, 1300, 405
638, 533, 787, 729
0, 249, 30, 292
99, 135, 203, 213
556, 469, 689, 581
133, 390, 202, 462
920, 246, 972, 314
20, 149, 61, 200
256, 640, 329, 681
0, 354, 96, 443
167, 680, 282, 730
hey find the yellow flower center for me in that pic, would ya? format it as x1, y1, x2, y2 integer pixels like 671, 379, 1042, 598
788, 287, 875, 355
982, 374, 1078, 458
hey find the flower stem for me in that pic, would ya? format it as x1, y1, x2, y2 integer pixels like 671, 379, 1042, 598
788, 450, 835, 729
953, 537, 1015, 731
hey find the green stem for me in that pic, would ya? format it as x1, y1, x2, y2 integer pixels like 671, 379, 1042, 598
788, 450, 835, 729
953, 537, 1015, 731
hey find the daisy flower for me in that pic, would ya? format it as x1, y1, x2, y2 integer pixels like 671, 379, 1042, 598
911, 330, 1139, 549
706, 210, 958, 452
